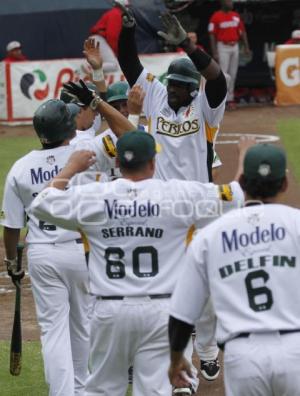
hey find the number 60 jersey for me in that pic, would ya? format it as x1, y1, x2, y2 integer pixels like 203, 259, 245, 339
30, 178, 244, 296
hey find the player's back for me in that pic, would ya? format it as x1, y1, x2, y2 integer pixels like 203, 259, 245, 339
2, 145, 80, 243
200, 203, 300, 343
83, 177, 219, 296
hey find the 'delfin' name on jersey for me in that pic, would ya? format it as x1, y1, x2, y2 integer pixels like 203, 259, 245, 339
105, 199, 160, 219
222, 223, 286, 253
31, 165, 61, 184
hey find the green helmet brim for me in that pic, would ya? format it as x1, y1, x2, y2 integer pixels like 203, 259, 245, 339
166, 73, 199, 86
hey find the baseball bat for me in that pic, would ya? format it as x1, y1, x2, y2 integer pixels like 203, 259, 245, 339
9, 243, 24, 376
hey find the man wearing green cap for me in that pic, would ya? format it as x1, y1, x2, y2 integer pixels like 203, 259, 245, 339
1, 82, 135, 396
168, 144, 300, 396
30, 131, 244, 396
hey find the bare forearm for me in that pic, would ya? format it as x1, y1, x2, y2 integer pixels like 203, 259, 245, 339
98, 100, 135, 137
3, 227, 20, 259
48, 166, 76, 190
241, 31, 250, 50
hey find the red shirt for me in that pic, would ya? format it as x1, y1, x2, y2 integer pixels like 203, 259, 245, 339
90, 7, 122, 55
3, 55, 28, 62
208, 10, 245, 43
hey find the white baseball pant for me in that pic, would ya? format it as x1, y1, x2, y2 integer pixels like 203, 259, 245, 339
224, 331, 300, 396
85, 297, 198, 396
217, 42, 239, 102
195, 298, 219, 361
27, 241, 90, 396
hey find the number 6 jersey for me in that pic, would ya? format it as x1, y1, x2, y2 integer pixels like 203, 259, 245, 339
170, 203, 300, 344
30, 178, 244, 296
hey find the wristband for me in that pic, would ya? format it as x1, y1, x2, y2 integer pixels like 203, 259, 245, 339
92, 68, 105, 82
128, 114, 140, 128
90, 95, 103, 111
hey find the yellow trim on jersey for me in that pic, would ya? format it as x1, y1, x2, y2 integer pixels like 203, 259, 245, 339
218, 184, 233, 201
102, 135, 116, 158
205, 122, 218, 143
185, 224, 196, 247
95, 173, 101, 182
148, 117, 152, 134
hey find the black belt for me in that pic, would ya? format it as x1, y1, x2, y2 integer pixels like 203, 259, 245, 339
75, 238, 83, 244
97, 293, 171, 300
218, 329, 300, 351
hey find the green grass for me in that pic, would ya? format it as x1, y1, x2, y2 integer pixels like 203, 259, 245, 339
0, 341, 47, 395
0, 136, 40, 204
0, 341, 132, 395
277, 118, 300, 182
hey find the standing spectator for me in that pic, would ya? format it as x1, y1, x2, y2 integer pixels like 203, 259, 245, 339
3, 41, 28, 62
285, 30, 300, 44
208, 0, 250, 110
89, 0, 129, 72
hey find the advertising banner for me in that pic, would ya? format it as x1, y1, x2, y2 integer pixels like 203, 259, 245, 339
275, 44, 300, 106
0, 53, 185, 125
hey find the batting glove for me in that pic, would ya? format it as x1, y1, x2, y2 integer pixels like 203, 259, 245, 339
63, 79, 98, 109
157, 12, 187, 46
5, 258, 25, 284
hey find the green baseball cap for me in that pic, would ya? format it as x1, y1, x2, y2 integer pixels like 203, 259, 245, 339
244, 144, 287, 181
117, 131, 158, 168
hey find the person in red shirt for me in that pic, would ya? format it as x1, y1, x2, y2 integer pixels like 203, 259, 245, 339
89, 1, 129, 72
285, 30, 300, 45
208, 0, 250, 108
3, 41, 28, 62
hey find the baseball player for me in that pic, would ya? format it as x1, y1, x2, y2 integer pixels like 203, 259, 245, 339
208, 0, 251, 109
117, 4, 227, 384
30, 131, 244, 396
1, 88, 134, 395
168, 143, 300, 396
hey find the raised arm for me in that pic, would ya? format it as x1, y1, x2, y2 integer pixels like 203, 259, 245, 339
63, 80, 135, 137
116, 1, 144, 87
158, 12, 227, 108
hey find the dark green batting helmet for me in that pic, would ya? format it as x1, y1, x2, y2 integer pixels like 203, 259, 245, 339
33, 99, 80, 144
107, 81, 129, 103
60, 81, 98, 107
166, 58, 201, 89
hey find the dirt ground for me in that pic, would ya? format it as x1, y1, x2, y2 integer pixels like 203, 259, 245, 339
1, 104, 300, 395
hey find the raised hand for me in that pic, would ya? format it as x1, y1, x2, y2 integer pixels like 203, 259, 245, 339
114, 1, 136, 28
157, 12, 187, 46
63, 79, 95, 107
83, 38, 103, 70
127, 85, 146, 115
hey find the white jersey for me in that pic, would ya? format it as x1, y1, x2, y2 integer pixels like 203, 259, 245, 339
1, 141, 112, 244
30, 179, 243, 296
70, 114, 101, 146
170, 204, 300, 344
136, 68, 226, 182
100, 125, 148, 181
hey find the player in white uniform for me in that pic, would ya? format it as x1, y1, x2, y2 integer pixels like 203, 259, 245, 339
1, 88, 135, 395
117, 5, 227, 386
169, 143, 300, 396
30, 131, 244, 396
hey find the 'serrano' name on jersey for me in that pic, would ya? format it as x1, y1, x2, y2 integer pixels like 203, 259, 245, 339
105, 199, 160, 219
222, 224, 286, 253
156, 117, 199, 137
31, 165, 61, 185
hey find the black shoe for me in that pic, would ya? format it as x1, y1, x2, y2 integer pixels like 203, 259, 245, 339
128, 366, 133, 384
173, 385, 194, 395
200, 357, 220, 381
